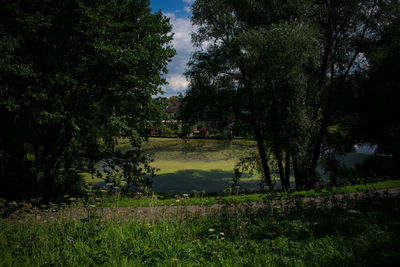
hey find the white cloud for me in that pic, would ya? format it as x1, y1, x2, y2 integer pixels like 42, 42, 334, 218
170, 17, 193, 50
164, 12, 176, 19
184, 6, 192, 12
183, 0, 194, 4
161, 13, 196, 96
167, 75, 189, 91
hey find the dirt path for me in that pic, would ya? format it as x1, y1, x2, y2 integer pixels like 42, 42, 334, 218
5, 187, 400, 223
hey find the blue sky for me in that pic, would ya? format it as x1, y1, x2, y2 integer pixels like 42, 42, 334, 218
149, 0, 195, 97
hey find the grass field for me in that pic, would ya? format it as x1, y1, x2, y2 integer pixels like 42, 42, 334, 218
144, 138, 261, 193
85, 138, 262, 193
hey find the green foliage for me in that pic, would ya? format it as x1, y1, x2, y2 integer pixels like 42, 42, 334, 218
336, 8, 400, 179
1, 192, 400, 266
183, 0, 399, 189
185, 0, 321, 188
196, 121, 206, 131
98, 179, 400, 207
0, 0, 175, 199
181, 123, 193, 137
233, 149, 280, 186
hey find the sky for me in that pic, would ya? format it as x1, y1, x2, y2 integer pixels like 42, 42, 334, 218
149, 0, 195, 97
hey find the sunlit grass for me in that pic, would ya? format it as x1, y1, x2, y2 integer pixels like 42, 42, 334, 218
151, 159, 235, 173
151, 159, 258, 180
84, 138, 260, 192
81, 172, 104, 184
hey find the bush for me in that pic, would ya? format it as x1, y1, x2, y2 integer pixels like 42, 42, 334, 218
215, 133, 231, 140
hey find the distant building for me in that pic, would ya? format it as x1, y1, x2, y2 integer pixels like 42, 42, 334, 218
166, 98, 181, 120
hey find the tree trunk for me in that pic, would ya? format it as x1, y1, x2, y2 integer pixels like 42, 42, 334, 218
292, 150, 306, 189
252, 121, 272, 187
393, 151, 400, 178
310, 115, 329, 177
42, 127, 60, 200
275, 149, 287, 190
284, 150, 291, 189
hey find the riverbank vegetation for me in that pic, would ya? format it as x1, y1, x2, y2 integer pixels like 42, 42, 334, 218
1, 191, 399, 266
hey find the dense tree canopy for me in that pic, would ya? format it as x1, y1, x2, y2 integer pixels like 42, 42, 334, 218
182, 0, 399, 189
0, 0, 175, 199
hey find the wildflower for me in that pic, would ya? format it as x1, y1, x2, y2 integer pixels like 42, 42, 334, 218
68, 197, 77, 202
64, 195, 70, 198
208, 228, 215, 232
89, 204, 96, 208
176, 199, 180, 202
219, 232, 225, 236
182, 193, 189, 198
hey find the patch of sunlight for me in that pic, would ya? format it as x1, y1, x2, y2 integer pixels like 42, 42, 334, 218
81, 172, 104, 184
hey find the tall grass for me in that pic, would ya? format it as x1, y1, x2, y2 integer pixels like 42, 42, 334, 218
103, 179, 400, 207
1, 193, 399, 266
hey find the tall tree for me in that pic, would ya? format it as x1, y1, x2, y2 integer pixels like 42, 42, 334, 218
293, 0, 398, 187
0, 0, 175, 199
336, 9, 400, 179
185, 0, 316, 188
184, 0, 397, 189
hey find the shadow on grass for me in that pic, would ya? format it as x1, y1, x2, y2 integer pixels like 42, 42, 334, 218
151, 169, 262, 193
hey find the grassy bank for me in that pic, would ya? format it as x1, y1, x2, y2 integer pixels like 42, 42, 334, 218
106, 179, 400, 207
1, 193, 399, 266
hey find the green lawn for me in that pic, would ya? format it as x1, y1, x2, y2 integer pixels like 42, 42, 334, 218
86, 138, 262, 193
145, 138, 262, 193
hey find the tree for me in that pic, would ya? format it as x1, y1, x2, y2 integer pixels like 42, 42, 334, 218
0, 0, 175, 199
363, 13, 400, 176
184, 0, 317, 189
184, 0, 397, 189
333, 9, 400, 180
